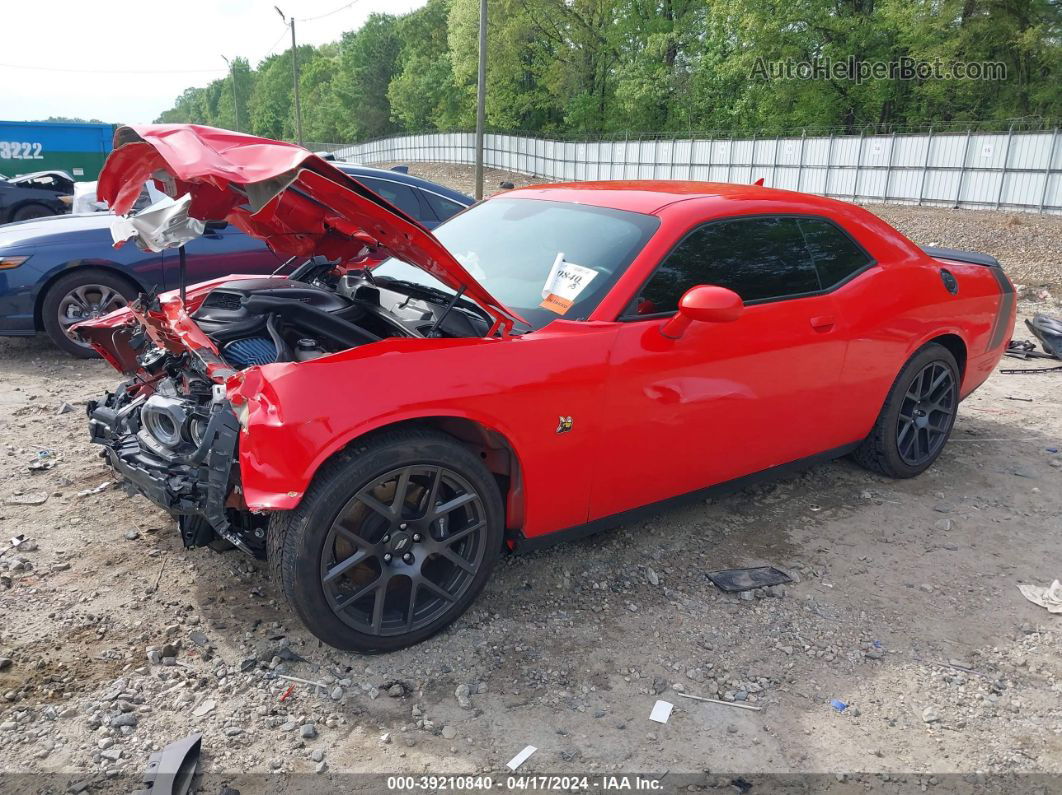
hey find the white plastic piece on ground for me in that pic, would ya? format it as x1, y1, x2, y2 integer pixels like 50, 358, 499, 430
506, 745, 537, 771
110, 193, 205, 253
1018, 580, 1062, 614
649, 699, 674, 724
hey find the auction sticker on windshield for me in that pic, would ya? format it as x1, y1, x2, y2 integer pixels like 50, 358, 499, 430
539, 252, 597, 315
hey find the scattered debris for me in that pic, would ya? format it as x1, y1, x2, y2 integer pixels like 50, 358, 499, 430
1025, 313, 1062, 358
649, 699, 673, 724
830, 699, 848, 712
76, 482, 112, 498
5, 493, 48, 506
706, 566, 793, 593
28, 450, 59, 471
9, 535, 25, 548
677, 692, 762, 712
148, 556, 167, 594
191, 699, 216, 718
1018, 580, 1062, 614
506, 745, 537, 771
132, 732, 202, 795
271, 673, 327, 692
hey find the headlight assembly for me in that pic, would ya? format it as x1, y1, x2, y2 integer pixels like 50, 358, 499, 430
0, 255, 30, 270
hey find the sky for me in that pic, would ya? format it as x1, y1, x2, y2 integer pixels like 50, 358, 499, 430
2, 0, 427, 125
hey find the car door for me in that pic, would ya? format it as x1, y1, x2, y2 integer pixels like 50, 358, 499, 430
162, 223, 286, 289
589, 215, 851, 520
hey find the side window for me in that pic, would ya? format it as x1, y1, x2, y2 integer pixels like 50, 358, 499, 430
358, 177, 423, 221
423, 191, 465, 222
798, 218, 872, 288
633, 217, 820, 315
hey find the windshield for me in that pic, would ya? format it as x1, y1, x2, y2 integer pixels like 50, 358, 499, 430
372, 197, 659, 330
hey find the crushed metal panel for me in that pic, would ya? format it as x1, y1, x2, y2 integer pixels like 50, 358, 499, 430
705, 566, 792, 593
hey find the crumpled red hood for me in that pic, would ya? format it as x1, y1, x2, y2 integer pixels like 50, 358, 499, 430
97, 124, 519, 330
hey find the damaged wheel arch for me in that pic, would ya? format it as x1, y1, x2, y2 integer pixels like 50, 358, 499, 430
290, 414, 528, 539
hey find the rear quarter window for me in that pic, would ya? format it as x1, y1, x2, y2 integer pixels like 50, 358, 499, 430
797, 218, 873, 288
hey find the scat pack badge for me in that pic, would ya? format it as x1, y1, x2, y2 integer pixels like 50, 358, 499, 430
556, 416, 573, 434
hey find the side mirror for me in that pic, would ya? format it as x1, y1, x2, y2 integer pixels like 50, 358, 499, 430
659, 285, 743, 339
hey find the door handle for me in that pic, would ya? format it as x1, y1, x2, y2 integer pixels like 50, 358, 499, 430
810, 315, 836, 331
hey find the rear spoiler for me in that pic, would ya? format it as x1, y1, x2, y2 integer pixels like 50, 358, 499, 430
922, 246, 1000, 268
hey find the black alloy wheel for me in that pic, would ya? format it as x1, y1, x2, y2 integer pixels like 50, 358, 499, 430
852, 342, 961, 479
269, 428, 504, 652
321, 464, 488, 636
895, 361, 956, 467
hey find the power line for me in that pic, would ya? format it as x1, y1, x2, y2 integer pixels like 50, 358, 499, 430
0, 62, 225, 76
298, 0, 361, 23
261, 26, 293, 59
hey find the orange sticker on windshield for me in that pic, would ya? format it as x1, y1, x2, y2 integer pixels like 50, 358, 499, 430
539, 293, 574, 315
539, 253, 597, 315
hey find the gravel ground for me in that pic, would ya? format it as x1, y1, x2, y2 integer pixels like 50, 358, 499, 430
1, 166, 1060, 793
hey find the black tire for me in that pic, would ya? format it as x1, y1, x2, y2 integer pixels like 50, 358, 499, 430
40, 269, 139, 358
268, 428, 504, 653
852, 342, 960, 478
12, 203, 54, 222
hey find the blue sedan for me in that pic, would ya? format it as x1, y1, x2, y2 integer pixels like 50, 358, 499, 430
0, 164, 472, 357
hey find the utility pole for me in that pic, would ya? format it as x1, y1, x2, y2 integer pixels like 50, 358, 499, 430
474, 0, 487, 199
221, 55, 240, 132
275, 6, 304, 146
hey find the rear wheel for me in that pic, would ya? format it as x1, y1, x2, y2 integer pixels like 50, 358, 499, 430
852, 342, 960, 478
268, 428, 503, 653
41, 269, 138, 358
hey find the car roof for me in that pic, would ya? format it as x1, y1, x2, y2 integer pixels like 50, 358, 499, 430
500, 180, 854, 216
334, 162, 473, 206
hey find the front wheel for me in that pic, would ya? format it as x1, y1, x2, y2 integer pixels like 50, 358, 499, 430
268, 428, 504, 653
41, 269, 138, 358
852, 342, 960, 478
12, 203, 54, 222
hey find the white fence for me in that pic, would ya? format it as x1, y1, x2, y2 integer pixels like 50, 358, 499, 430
325, 129, 1062, 214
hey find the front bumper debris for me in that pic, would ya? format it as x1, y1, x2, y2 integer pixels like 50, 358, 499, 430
87, 394, 241, 536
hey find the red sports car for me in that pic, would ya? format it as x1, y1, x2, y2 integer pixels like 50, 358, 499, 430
79, 126, 1015, 652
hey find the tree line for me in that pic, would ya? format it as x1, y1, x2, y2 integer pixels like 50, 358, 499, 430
156, 0, 1060, 143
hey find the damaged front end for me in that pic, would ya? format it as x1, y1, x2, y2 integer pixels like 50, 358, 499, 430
86, 357, 261, 556
82, 285, 267, 557
77, 123, 523, 561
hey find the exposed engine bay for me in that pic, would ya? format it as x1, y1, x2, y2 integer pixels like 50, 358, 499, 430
193, 266, 491, 370
83, 267, 492, 556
